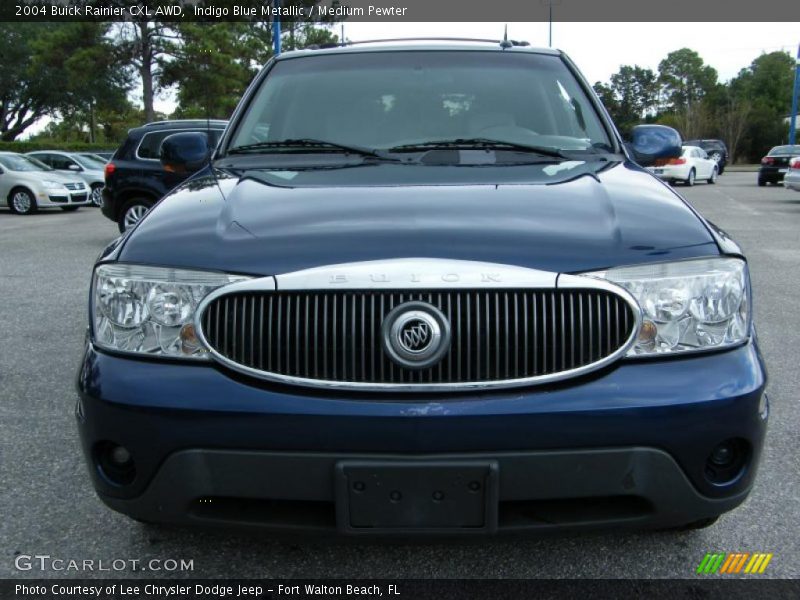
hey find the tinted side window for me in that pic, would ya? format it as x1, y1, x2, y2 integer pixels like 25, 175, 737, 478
51, 154, 77, 169
32, 154, 55, 167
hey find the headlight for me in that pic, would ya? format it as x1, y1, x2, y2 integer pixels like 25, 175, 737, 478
42, 180, 65, 190
585, 257, 750, 356
92, 264, 249, 359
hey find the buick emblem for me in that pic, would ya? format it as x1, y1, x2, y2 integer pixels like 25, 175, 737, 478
382, 302, 451, 369
401, 320, 432, 352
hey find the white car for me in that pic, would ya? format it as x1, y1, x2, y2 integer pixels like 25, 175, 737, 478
0, 152, 90, 214
647, 145, 719, 186
27, 150, 106, 207
784, 157, 800, 192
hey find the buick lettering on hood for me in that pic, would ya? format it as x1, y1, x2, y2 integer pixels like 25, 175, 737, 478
77, 41, 767, 535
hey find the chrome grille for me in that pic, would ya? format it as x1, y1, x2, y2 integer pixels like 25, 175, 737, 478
199, 288, 636, 388
64, 182, 84, 190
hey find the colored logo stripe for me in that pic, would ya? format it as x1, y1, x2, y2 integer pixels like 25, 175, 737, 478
698, 553, 773, 574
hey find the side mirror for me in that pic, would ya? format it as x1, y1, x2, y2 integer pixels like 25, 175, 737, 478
627, 125, 682, 167
160, 132, 211, 174
67, 163, 82, 171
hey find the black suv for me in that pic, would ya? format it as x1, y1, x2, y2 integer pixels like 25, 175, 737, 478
684, 139, 728, 174
101, 120, 227, 232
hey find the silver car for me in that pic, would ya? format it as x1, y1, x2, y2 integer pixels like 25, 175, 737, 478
0, 152, 90, 214
784, 157, 800, 192
26, 150, 106, 206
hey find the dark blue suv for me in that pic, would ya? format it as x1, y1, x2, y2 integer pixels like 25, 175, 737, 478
77, 42, 767, 535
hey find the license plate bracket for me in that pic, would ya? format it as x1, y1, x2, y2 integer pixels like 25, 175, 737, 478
335, 461, 498, 533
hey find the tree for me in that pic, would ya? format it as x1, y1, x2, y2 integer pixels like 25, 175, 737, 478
29, 23, 132, 142
658, 49, 718, 139
116, 20, 174, 123
727, 51, 795, 161
0, 24, 64, 140
160, 23, 257, 119
593, 65, 658, 136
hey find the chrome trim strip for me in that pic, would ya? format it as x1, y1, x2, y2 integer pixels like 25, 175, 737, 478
194, 260, 642, 392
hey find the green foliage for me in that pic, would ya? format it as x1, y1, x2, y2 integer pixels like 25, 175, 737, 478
596, 48, 796, 162
0, 141, 117, 153
0, 24, 65, 141
160, 23, 258, 119
593, 65, 658, 137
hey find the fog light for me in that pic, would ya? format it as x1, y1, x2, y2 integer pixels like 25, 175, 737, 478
710, 443, 734, 467
705, 438, 749, 485
110, 445, 131, 465
95, 441, 136, 486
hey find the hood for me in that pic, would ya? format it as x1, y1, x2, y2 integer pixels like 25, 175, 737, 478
117, 161, 718, 276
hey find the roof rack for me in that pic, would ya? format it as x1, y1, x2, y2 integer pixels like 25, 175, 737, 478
143, 119, 228, 127
311, 37, 531, 50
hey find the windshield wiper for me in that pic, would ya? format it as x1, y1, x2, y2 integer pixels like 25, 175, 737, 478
386, 138, 571, 159
227, 138, 394, 160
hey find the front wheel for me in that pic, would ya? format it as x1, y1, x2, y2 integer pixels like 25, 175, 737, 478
118, 199, 153, 233
89, 184, 103, 207
8, 188, 37, 215
60, 206, 80, 212
707, 167, 718, 184
757, 178, 766, 187
685, 169, 696, 187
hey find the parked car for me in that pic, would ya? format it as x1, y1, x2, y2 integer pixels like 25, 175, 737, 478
647, 145, 718, 186
101, 119, 227, 232
78, 42, 766, 535
758, 144, 800, 186
27, 150, 106, 206
684, 139, 728, 174
783, 156, 800, 191
0, 151, 90, 214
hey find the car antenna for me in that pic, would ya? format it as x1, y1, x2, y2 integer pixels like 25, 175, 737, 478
500, 25, 512, 49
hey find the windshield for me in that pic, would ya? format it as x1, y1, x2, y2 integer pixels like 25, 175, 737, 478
0, 154, 52, 172
228, 51, 612, 156
73, 154, 106, 170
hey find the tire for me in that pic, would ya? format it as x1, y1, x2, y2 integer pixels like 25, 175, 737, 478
685, 169, 696, 187
758, 178, 766, 187
89, 183, 104, 207
60, 206, 80, 212
707, 167, 717, 184
118, 198, 153, 233
8, 187, 38, 215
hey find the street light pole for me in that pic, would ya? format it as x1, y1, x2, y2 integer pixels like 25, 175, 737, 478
789, 43, 799, 145
273, 0, 282, 56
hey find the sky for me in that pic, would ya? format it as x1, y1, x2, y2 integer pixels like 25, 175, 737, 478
27, 22, 800, 137
341, 22, 799, 85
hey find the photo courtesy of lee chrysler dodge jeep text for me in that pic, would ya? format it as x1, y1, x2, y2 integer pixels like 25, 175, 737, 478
77, 40, 767, 535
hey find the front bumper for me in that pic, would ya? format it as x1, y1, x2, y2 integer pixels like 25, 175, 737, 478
38, 190, 91, 207
76, 340, 768, 534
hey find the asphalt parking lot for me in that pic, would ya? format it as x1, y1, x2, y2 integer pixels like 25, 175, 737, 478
1, 171, 798, 579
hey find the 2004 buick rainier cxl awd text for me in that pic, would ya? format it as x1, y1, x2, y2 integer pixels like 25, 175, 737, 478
77, 40, 767, 535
